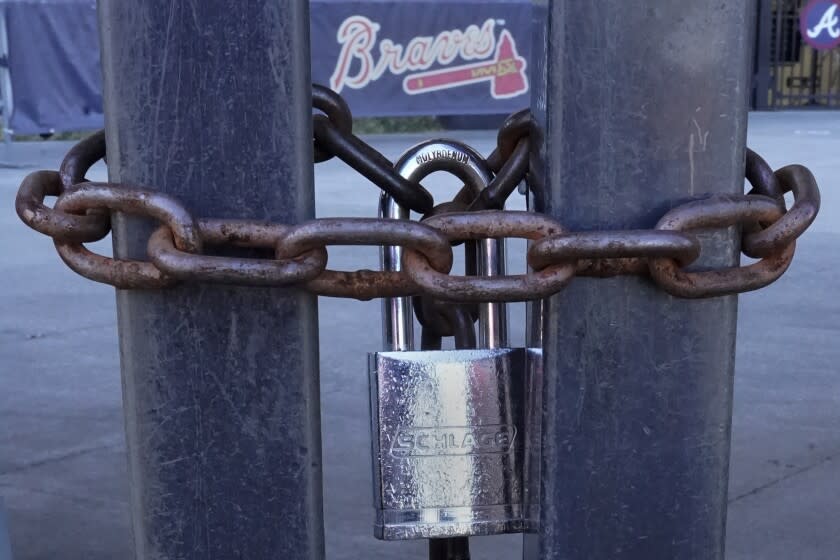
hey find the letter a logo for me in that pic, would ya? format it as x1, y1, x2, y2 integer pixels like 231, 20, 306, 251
801, 0, 840, 50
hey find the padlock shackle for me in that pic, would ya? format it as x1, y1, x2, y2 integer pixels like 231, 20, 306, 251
478, 235, 508, 348
380, 139, 507, 351
391, 140, 492, 196
379, 192, 414, 351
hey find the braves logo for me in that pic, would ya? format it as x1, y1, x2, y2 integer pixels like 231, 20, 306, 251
330, 16, 528, 99
801, 0, 840, 50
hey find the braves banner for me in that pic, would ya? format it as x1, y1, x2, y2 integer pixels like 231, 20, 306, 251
4, 0, 531, 135
311, 0, 532, 117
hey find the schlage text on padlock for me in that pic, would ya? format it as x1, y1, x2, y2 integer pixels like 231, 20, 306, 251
389, 425, 517, 458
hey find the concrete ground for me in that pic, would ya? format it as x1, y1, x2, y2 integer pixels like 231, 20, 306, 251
0, 112, 838, 559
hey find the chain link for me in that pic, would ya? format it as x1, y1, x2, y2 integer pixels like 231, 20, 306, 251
649, 194, 796, 298
54, 183, 202, 289
741, 164, 820, 258
60, 129, 107, 189
312, 85, 353, 164
403, 212, 577, 302
313, 85, 434, 214
14, 86, 821, 302
16, 170, 110, 243
148, 220, 328, 287
415, 115, 530, 343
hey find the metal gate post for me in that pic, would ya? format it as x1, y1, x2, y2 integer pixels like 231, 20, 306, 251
526, 2, 755, 559
97, 2, 323, 559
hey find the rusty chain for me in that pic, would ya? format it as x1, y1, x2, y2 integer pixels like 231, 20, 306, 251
413, 109, 531, 340
15, 85, 820, 301
313, 85, 434, 214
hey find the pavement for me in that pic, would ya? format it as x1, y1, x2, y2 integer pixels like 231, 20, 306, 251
0, 111, 838, 559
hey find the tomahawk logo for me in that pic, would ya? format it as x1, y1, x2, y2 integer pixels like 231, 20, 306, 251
330, 16, 528, 99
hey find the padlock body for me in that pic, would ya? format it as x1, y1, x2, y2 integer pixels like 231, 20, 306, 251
369, 348, 526, 540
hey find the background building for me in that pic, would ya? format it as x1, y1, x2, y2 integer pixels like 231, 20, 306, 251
754, 0, 840, 108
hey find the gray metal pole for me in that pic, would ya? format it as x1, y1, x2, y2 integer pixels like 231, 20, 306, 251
526, 2, 755, 559
97, 2, 323, 559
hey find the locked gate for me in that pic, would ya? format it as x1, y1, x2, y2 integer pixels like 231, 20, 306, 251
12, 2, 823, 560
754, 0, 840, 108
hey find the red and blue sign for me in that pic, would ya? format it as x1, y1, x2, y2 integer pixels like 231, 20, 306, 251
311, 1, 531, 117
801, 0, 840, 50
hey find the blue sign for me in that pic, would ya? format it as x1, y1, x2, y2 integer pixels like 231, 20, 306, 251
310, 1, 531, 117
3, 0, 531, 135
801, 0, 840, 50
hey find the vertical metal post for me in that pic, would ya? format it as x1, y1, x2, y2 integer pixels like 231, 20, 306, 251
97, 2, 323, 559
526, 2, 754, 559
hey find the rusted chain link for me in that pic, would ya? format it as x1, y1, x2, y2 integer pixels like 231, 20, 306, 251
745, 148, 783, 199
312, 85, 353, 164
471, 109, 531, 211
415, 296, 478, 348
313, 85, 433, 213
741, 164, 820, 258
53, 183, 202, 289
649, 195, 795, 298
149, 221, 328, 287
24, 177, 815, 299
59, 129, 106, 190
16, 171, 110, 243
15, 88, 821, 301
414, 117, 530, 343
446, 109, 531, 213
403, 212, 576, 301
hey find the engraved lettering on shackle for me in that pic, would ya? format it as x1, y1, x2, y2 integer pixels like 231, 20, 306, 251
415, 149, 470, 166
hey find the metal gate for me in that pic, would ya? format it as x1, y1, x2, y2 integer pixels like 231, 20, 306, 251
754, 0, 840, 108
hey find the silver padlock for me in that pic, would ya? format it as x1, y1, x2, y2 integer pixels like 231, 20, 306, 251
369, 140, 527, 540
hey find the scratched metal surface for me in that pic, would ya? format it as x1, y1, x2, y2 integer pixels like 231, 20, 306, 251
97, 1, 324, 559
524, 2, 755, 559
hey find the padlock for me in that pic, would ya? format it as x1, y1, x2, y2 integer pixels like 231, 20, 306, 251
369, 140, 528, 540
